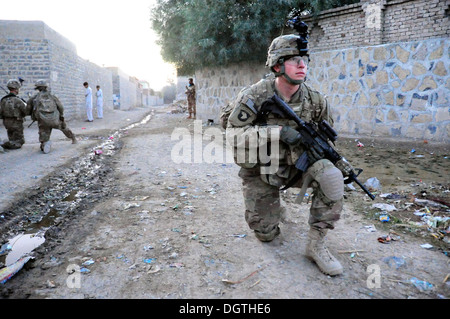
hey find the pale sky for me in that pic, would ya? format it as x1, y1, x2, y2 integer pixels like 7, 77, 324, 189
0, 0, 176, 91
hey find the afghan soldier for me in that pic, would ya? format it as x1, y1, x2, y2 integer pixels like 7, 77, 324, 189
225, 32, 355, 276
0, 79, 28, 150
26, 80, 77, 154
185, 78, 196, 119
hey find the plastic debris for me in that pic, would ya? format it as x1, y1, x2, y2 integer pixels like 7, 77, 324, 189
364, 177, 381, 191
410, 277, 433, 292
0, 256, 32, 284
82, 259, 95, 266
379, 214, 390, 222
372, 203, 397, 212
377, 235, 393, 244
364, 225, 377, 232
143, 258, 157, 264
229, 234, 247, 238
420, 243, 433, 249
382, 256, 406, 269
0, 243, 12, 256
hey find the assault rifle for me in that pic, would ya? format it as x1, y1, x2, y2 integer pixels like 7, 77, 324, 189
259, 94, 376, 200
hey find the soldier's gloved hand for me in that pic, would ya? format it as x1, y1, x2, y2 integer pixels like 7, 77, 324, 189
306, 147, 323, 163
280, 126, 302, 145
335, 158, 355, 177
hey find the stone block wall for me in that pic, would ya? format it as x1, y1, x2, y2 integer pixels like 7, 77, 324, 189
307, 38, 449, 141
195, 62, 269, 122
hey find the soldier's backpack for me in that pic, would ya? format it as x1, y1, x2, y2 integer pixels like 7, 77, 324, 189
34, 92, 60, 127
1, 96, 20, 118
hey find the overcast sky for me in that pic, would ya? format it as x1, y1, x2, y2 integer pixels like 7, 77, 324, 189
0, 0, 176, 91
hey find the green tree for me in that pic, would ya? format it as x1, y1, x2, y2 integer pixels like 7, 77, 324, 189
151, 0, 358, 74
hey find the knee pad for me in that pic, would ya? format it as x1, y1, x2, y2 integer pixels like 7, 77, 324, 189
308, 159, 344, 206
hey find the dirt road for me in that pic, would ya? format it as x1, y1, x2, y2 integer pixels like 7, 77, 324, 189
0, 105, 449, 301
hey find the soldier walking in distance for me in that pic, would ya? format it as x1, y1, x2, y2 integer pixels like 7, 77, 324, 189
26, 80, 77, 154
0, 79, 28, 150
224, 23, 355, 276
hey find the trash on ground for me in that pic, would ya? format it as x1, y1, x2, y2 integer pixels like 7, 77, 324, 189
143, 258, 157, 264
0, 256, 33, 284
229, 234, 247, 238
377, 235, 394, 244
410, 277, 433, 292
420, 243, 433, 249
382, 256, 407, 269
364, 177, 381, 191
82, 259, 95, 266
122, 202, 140, 210
372, 203, 397, 212
0, 243, 12, 256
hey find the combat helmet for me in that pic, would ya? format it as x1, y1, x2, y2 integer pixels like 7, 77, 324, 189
266, 34, 304, 70
35, 79, 49, 89
6, 79, 21, 90
266, 20, 310, 85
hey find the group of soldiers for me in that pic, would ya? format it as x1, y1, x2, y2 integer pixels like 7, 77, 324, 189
0, 79, 77, 154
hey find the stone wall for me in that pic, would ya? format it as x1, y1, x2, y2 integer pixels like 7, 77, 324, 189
0, 20, 152, 120
307, 38, 449, 141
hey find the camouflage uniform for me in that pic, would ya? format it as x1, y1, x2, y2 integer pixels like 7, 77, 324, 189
26, 80, 77, 153
185, 78, 196, 119
226, 33, 346, 276
0, 80, 27, 149
227, 77, 341, 239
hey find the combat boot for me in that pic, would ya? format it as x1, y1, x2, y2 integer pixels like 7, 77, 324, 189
305, 228, 343, 276
42, 141, 52, 154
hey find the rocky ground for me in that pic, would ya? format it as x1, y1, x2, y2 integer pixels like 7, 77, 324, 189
0, 105, 448, 303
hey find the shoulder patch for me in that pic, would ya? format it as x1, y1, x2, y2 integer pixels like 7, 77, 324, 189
237, 110, 251, 122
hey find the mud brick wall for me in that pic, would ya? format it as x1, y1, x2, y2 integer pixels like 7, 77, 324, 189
194, 0, 449, 142
0, 20, 142, 120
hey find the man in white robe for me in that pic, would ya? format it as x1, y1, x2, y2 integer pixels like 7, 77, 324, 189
96, 85, 103, 119
83, 82, 93, 122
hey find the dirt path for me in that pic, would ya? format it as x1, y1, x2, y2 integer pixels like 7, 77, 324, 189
0, 106, 449, 300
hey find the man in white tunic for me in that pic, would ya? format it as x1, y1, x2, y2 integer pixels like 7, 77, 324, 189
83, 82, 93, 122
96, 85, 103, 119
